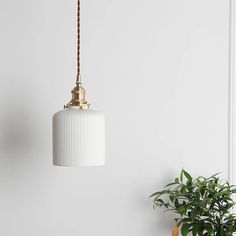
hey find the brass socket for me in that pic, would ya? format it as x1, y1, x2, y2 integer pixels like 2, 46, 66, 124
64, 83, 90, 109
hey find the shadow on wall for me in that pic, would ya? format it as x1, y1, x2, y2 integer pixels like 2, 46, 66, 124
0, 82, 42, 158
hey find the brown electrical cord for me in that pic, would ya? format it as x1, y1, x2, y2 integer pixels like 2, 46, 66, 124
76, 0, 81, 84
64, 0, 89, 109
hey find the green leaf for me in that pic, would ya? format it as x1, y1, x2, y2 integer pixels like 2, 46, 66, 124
169, 195, 174, 203
180, 169, 184, 183
149, 192, 161, 198
154, 199, 165, 205
165, 182, 178, 188
192, 224, 198, 236
205, 224, 214, 235
175, 178, 180, 183
206, 172, 221, 180
181, 223, 189, 236
183, 169, 192, 182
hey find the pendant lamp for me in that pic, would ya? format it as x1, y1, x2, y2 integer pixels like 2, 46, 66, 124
52, 0, 105, 166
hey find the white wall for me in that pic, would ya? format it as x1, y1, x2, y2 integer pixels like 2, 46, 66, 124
0, 0, 230, 235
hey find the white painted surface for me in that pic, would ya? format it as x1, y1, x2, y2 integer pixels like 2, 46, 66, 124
0, 0, 230, 235
231, 0, 236, 207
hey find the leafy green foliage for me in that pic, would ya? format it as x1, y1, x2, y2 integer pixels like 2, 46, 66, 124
150, 169, 236, 236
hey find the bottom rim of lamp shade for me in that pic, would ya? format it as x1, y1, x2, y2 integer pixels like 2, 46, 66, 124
52, 109, 105, 167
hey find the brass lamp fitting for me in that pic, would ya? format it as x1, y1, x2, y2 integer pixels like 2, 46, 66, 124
64, 75, 90, 109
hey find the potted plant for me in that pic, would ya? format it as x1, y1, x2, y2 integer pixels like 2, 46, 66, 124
150, 169, 236, 236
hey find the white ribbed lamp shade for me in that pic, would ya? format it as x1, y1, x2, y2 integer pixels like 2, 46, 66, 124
53, 108, 105, 166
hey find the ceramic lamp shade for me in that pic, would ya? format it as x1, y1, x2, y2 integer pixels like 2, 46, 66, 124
53, 108, 105, 166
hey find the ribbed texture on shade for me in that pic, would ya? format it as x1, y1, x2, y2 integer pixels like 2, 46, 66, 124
53, 108, 105, 166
